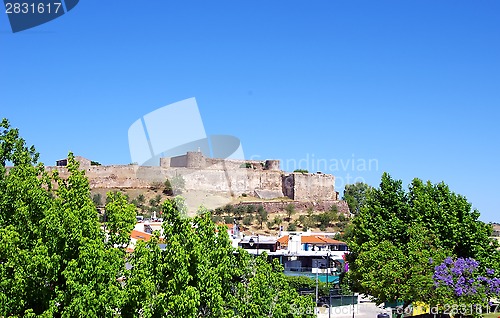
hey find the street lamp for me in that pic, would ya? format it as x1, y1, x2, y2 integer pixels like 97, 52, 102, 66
248, 236, 259, 255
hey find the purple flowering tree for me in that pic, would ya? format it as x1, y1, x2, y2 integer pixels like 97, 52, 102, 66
433, 257, 500, 315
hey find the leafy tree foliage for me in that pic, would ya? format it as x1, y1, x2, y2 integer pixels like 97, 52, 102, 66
0, 119, 136, 316
342, 182, 372, 215
256, 205, 268, 229
0, 119, 314, 317
285, 204, 296, 221
346, 173, 499, 311
122, 198, 315, 317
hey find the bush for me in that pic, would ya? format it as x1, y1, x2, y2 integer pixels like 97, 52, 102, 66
287, 222, 297, 231
224, 216, 234, 224
273, 216, 282, 226
163, 179, 173, 195
298, 215, 306, 225
234, 206, 245, 219
211, 215, 223, 223
171, 175, 185, 194
286, 276, 329, 297
246, 204, 255, 214
214, 207, 224, 216
223, 204, 234, 216
92, 193, 102, 207
242, 215, 253, 226
293, 169, 308, 174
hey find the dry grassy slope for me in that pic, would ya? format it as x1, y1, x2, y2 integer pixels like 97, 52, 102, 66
90, 188, 351, 236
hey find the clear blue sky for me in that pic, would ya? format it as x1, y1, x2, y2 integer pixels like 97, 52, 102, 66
1, 1, 499, 222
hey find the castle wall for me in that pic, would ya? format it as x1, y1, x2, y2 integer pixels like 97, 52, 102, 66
292, 173, 336, 201
46, 153, 336, 202
166, 168, 284, 196
170, 154, 188, 167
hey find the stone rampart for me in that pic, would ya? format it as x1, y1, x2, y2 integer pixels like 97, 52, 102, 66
47, 153, 336, 202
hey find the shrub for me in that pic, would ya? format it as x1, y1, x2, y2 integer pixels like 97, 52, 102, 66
242, 215, 253, 226
287, 222, 297, 231
246, 204, 255, 214
293, 169, 308, 174
211, 215, 223, 223
163, 179, 173, 195
171, 175, 185, 194
224, 216, 234, 224
92, 193, 102, 207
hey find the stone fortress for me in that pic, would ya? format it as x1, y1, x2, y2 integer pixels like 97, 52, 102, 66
51, 151, 339, 202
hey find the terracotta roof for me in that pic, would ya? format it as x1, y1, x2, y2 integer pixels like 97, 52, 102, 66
130, 230, 152, 241
277, 235, 289, 246
301, 235, 346, 245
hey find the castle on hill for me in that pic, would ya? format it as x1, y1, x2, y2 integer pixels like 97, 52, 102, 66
51, 151, 338, 202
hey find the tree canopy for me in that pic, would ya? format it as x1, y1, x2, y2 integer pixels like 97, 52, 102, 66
345, 172, 500, 311
342, 182, 372, 215
0, 118, 314, 317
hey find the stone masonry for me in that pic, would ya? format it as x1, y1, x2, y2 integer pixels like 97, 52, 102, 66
50, 152, 338, 201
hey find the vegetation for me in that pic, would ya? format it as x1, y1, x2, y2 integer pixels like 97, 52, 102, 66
0, 119, 315, 317
293, 169, 308, 174
256, 205, 269, 229
345, 172, 500, 313
163, 178, 173, 195
342, 182, 372, 215
285, 203, 296, 221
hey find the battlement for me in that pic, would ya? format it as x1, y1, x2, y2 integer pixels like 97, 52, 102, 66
51, 153, 337, 201
160, 152, 281, 171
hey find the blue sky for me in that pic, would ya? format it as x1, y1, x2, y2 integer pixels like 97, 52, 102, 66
1, 0, 499, 222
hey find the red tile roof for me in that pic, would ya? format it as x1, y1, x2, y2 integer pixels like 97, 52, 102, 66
277, 235, 289, 246
130, 230, 152, 241
301, 235, 346, 245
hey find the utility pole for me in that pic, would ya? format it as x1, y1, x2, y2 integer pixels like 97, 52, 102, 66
327, 252, 331, 318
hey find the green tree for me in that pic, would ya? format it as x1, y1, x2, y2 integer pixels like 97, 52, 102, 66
233, 205, 245, 220
256, 205, 268, 229
122, 198, 315, 317
343, 182, 372, 215
287, 222, 297, 231
285, 203, 296, 221
346, 173, 499, 312
163, 178, 173, 195
104, 191, 136, 247
242, 214, 253, 226
0, 119, 136, 316
92, 193, 102, 207
171, 174, 186, 194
